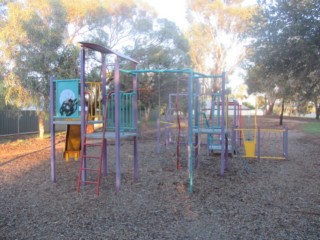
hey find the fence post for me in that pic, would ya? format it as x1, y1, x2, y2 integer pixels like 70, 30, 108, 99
17, 113, 22, 136
17, 114, 20, 136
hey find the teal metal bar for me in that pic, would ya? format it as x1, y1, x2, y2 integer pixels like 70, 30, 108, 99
52, 78, 80, 82
220, 72, 226, 176
120, 68, 193, 75
188, 70, 194, 193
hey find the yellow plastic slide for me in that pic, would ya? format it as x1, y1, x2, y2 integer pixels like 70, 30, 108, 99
64, 125, 81, 161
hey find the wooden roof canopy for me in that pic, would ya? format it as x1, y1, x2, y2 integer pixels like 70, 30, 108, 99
79, 42, 138, 64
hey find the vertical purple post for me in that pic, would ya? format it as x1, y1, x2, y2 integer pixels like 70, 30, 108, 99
132, 63, 139, 182
167, 94, 172, 148
257, 127, 261, 160
220, 72, 226, 176
234, 102, 236, 127
231, 126, 235, 157
225, 134, 229, 170
114, 57, 121, 192
156, 118, 161, 154
80, 48, 86, 182
101, 54, 107, 177
194, 78, 199, 168
232, 100, 237, 153
50, 76, 56, 182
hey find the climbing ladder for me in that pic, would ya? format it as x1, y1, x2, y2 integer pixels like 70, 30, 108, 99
77, 94, 108, 196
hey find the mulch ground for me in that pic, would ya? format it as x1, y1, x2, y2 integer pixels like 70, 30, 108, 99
0, 116, 319, 239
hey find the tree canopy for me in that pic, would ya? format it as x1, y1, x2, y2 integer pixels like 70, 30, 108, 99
0, 0, 191, 137
245, 0, 320, 119
186, 0, 256, 75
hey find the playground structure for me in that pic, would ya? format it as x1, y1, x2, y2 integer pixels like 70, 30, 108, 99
51, 55, 230, 193
156, 90, 242, 164
50, 42, 139, 194
50, 42, 288, 195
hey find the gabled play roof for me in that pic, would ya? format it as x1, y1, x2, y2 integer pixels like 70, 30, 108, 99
79, 42, 138, 64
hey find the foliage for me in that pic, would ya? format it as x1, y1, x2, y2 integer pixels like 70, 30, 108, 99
186, 0, 256, 76
124, 18, 191, 120
0, 0, 79, 112
245, 0, 320, 118
230, 83, 248, 103
0, 0, 192, 127
242, 101, 255, 110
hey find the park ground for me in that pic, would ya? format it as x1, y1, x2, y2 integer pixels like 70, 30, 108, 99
0, 116, 319, 239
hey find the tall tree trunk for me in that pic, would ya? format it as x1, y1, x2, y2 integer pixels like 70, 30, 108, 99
279, 98, 285, 126
266, 101, 275, 115
144, 106, 151, 123
314, 99, 320, 120
38, 112, 45, 139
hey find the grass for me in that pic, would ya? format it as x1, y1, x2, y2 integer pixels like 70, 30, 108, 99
301, 122, 320, 134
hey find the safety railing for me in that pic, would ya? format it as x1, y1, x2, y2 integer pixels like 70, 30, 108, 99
106, 92, 136, 131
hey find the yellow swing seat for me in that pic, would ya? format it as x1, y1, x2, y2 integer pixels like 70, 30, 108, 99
243, 140, 256, 158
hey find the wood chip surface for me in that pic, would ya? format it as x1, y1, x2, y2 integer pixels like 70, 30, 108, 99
0, 116, 319, 239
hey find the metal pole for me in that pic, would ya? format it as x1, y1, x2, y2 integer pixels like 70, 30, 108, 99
220, 72, 226, 176
156, 118, 161, 154
114, 56, 121, 192
232, 100, 237, 153
194, 77, 199, 168
50, 76, 56, 182
133, 63, 139, 182
101, 54, 107, 177
187, 70, 194, 193
80, 48, 86, 182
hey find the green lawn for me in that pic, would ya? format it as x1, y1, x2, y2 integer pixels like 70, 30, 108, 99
301, 122, 320, 134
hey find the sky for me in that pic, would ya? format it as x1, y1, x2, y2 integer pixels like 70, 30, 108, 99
144, 0, 257, 30
143, 0, 188, 30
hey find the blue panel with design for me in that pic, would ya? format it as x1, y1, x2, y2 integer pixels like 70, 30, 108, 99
55, 79, 80, 118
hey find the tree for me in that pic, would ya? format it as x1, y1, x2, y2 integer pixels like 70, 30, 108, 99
0, 0, 79, 138
125, 18, 191, 121
231, 83, 248, 104
245, 0, 320, 120
0, 0, 191, 134
186, 0, 256, 77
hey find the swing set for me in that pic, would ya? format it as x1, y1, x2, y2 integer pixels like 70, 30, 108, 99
233, 106, 289, 160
